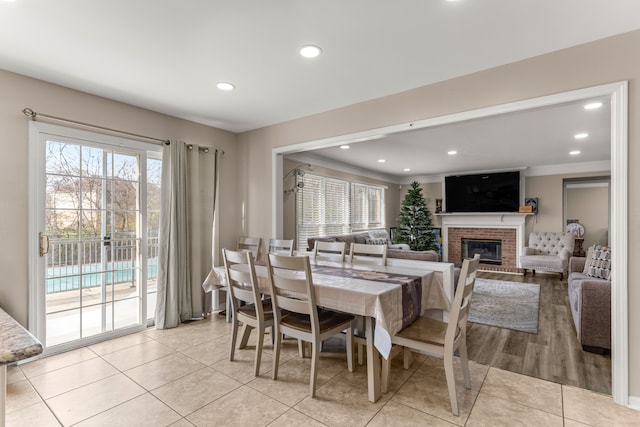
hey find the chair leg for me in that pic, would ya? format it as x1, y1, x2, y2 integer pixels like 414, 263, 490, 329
298, 340, 306, 358
349, 334, 365, 365
403, 347, 413, 369
381, 345, 403, 394
444, 351, 459, 416
239, 324, 252, 349
272, 328, 281, 380
345, 326, 354, 373
310, 340, 320, 398
458, 339, 471, 390
229, 318, 239, 361
355, 316, 365, 365
254, 325, 265, 377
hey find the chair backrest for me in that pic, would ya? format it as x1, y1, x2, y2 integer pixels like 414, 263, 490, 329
446, 254, 481, 342
267, 254, 320, 333
222, 248, 263, 317
526, 232, 575, 256
237, 236, 262, 259
348, 242, 387, 266
313, 241, 346, 261
268, 239, 294, 256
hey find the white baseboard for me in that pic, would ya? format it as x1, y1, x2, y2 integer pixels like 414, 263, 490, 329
628, 395, 640, 412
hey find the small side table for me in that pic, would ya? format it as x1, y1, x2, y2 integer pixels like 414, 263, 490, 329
0, 308, 43, 426
573, 238, 586, 257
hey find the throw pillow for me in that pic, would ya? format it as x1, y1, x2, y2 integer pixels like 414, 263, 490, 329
365, 238, 388, 245
586, 244, 612, 280
367, 229, 389, 240
582, 245, 595, 274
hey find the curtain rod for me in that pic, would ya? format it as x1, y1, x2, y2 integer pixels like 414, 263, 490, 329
22, 107, 224, 155
23, 107, 171, 145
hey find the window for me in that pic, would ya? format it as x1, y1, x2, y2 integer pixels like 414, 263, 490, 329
296, 173, 385, 250
351, 183, 385, 230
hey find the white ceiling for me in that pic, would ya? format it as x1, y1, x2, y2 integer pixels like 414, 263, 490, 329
1, 1, 637, 176
301, 98, 611, 180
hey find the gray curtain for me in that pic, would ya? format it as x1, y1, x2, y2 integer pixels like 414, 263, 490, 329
156, 140, 209, 328
203, 149, 222, 314
211, 149, 221, 267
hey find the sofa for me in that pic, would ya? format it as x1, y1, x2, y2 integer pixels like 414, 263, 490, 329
307, 229, 440, 262
567, 250, 611, 352
520, 231, 575, 279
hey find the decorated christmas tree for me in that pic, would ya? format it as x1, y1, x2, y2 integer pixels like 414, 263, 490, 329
394, 181, 438, 251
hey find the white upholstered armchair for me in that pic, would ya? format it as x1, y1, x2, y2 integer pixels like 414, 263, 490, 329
520, 232, 575, 279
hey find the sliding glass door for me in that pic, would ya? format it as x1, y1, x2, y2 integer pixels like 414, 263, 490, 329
30, 122, 161, 351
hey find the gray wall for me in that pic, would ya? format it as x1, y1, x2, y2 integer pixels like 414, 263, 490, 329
566, 184, 610, 249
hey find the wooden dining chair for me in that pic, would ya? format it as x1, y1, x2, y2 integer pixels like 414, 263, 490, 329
313, 241, 347, 262
268, 239, 294, 256
348, 242, 387, 266
222, 248, 274, 376
217, 236, 261, 323
381, 254, 480, 416
267, 253, 354, 397
237, 236, 262, 260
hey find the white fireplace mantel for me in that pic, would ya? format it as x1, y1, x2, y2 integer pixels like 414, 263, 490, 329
438, 213, 531, 265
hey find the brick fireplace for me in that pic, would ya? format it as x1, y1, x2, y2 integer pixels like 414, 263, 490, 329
439, 213, 529, 272
449, 228, 517, 268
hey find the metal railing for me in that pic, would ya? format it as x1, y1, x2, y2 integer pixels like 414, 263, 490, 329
46, 232, 159, 294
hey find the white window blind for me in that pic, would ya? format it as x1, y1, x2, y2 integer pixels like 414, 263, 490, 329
296, 173, 385, 251
368, 185, 385, 228
351, 183, 385, 230
351, 183, 367, 230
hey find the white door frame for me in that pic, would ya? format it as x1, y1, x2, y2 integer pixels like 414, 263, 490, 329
27, 121, 162, 355
272, 81, 629, 406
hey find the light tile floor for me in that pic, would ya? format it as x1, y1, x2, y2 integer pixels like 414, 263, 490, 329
6, 315, 640, 426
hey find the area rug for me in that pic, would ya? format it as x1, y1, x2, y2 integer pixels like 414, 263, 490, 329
468, 278, 540, 334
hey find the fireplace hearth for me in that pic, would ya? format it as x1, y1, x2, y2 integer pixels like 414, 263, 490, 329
462, 238, 502, 265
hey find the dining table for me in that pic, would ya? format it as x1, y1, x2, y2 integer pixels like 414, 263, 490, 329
202, 254, 455, 402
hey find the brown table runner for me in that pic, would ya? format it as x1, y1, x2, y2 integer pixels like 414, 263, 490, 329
310, 265, 422, 329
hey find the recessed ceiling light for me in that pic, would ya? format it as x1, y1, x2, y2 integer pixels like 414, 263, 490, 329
584, 102, 603, 110
574, 133, 589, 139
340, 145, 350, 150
216, 82, 235, 91
299, 45, 322, 58
447, 150, 457, 155
377, 159, 386, 163
403, 168, 411, 172
570, 150, 581, 155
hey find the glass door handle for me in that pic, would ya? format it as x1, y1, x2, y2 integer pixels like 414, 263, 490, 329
39, 232, 50, 257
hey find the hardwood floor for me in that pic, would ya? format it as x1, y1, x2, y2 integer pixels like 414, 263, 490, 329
466, 270, 612, 395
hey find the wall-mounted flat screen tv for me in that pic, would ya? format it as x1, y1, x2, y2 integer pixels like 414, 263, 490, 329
444, 171, 521, 213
